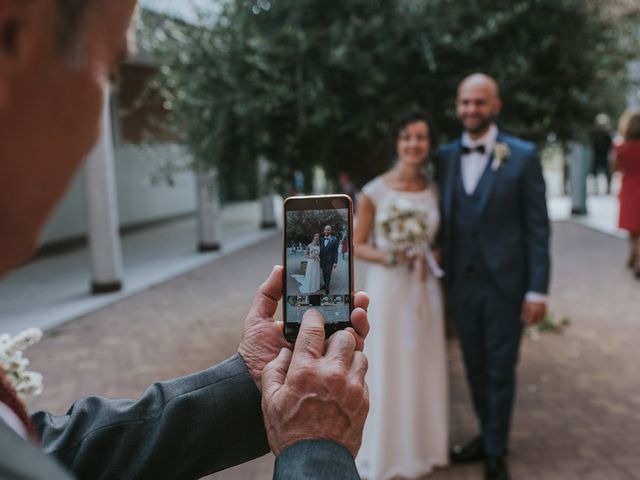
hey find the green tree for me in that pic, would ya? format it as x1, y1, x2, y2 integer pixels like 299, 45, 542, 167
286, 210, 347, 247
149, 0, 631, 189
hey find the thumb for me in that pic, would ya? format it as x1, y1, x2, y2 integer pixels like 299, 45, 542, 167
247, 266, 283, 322
261, 347, 292, 400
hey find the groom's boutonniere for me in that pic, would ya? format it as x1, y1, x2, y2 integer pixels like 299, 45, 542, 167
492, 142, 511, 170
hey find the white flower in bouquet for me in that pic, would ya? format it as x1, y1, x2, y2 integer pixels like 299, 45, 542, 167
380, 200, 431, 256
0, 328, 44, 398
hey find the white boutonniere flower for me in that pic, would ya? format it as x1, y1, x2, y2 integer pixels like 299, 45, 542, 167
492, 142, 511, 170
0, 328, 44, 398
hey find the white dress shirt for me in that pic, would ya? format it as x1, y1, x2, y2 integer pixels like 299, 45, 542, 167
461, 124, 498, 195
461, 124, 547, 304
0, 400, 27, 438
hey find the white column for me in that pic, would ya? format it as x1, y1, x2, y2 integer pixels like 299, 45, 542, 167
568, 142, 588, 215
83, 91, 124, 293
627, 60, 640, 109
258, 156, 277, 229
196, 162, 222, 251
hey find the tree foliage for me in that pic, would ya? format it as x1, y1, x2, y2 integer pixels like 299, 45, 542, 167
149, 0, 632, 189
285, 210, 347, 247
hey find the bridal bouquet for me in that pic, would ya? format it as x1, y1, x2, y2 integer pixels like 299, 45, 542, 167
379, 197, 431, 255
0, 328, 44, 398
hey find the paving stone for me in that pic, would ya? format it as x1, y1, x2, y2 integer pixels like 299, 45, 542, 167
23, 222, 640, 479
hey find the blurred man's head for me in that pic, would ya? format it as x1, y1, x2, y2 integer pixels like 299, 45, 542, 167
0, 0, 137, 273
456, 73, 502, 138
324, 225, 332, 237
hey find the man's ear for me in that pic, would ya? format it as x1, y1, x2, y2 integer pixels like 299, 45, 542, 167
0, 0, 51, 109
494, 97, 503, 116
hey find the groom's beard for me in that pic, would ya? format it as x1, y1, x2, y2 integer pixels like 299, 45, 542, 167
462, 114, 496, 135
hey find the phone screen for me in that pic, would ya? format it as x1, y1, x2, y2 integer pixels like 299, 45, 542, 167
283, 195, 353, 340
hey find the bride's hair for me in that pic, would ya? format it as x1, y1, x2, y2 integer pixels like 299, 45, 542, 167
389, 109, 438, 176
391, 109, 438, 148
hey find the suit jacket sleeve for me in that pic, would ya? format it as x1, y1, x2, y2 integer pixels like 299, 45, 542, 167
32, 354, 269, 480
332, 238, 339, 265
433, 150, 446, 251
522, 148, 551, 294
274, 440, 360, 479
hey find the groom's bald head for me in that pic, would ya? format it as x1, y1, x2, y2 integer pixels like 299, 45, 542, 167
458, 73, 500, 100
456, 73, 502, 137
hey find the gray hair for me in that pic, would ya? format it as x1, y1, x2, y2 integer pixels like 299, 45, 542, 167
57, 0, 94, 52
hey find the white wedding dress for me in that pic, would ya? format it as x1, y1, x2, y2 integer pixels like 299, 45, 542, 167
292, 243, 321, 294
356, 176, 449, 480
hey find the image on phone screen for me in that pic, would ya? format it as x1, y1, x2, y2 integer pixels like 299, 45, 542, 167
284, 198, 352, 331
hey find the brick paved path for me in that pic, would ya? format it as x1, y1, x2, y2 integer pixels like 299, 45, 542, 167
24, 222, 640, 479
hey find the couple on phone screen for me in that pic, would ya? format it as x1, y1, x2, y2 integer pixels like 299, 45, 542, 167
293, 226, 340, 295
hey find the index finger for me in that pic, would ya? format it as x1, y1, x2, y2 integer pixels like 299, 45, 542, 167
353, 291, 369, 312
291, 309, 326, 362
248, 265, 283, 319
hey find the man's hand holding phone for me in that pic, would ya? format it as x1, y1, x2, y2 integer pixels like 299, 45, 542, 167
261, 309, 369, 458
239, 265, 370, 388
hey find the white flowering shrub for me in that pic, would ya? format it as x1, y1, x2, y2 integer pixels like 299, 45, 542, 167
0, 328, 44, 398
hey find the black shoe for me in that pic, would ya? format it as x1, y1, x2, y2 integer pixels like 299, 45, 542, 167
450, 436, 484, 464
484, 456, 510, 480
635, 269, 640, 280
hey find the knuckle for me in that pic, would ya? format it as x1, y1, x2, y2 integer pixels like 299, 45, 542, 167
346, 377, 365, 398
288, 363, 316, 386
320, 365, 347, 389
334, 330, 356, 350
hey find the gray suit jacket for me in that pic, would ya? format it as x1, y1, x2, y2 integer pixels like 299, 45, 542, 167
0, 354, 359, 479
436, 132, 551, 299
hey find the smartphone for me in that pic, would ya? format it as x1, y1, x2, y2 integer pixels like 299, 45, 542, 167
283, 194, 354, 341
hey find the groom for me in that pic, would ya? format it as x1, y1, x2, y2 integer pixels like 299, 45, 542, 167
437, 74, 550, 480
319, 225, 339, 294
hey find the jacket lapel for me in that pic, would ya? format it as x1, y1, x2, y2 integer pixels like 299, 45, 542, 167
474, 132, 505, 216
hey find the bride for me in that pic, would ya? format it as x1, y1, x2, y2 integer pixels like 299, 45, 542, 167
292, 233, 322, 294
355, 110, 448, 479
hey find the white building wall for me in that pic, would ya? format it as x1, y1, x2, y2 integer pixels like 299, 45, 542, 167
114, 143, 196, 225
38, 143, 197, 246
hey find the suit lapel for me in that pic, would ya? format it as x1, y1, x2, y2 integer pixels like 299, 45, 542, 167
474, 132, 505, 216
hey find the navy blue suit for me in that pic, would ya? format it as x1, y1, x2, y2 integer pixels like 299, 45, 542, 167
319, 236, 339, 293
437, 131, 550, 456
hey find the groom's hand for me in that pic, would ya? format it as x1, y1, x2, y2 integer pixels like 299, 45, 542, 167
333, 263, 337, 270
521, 300, 546, 326
261, 310, 369, 458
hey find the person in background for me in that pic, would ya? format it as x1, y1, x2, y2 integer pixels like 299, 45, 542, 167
339, 171, 359, 209
0, 0, 370, 478
612, 109, 640, 279
592, 113, 613, 195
